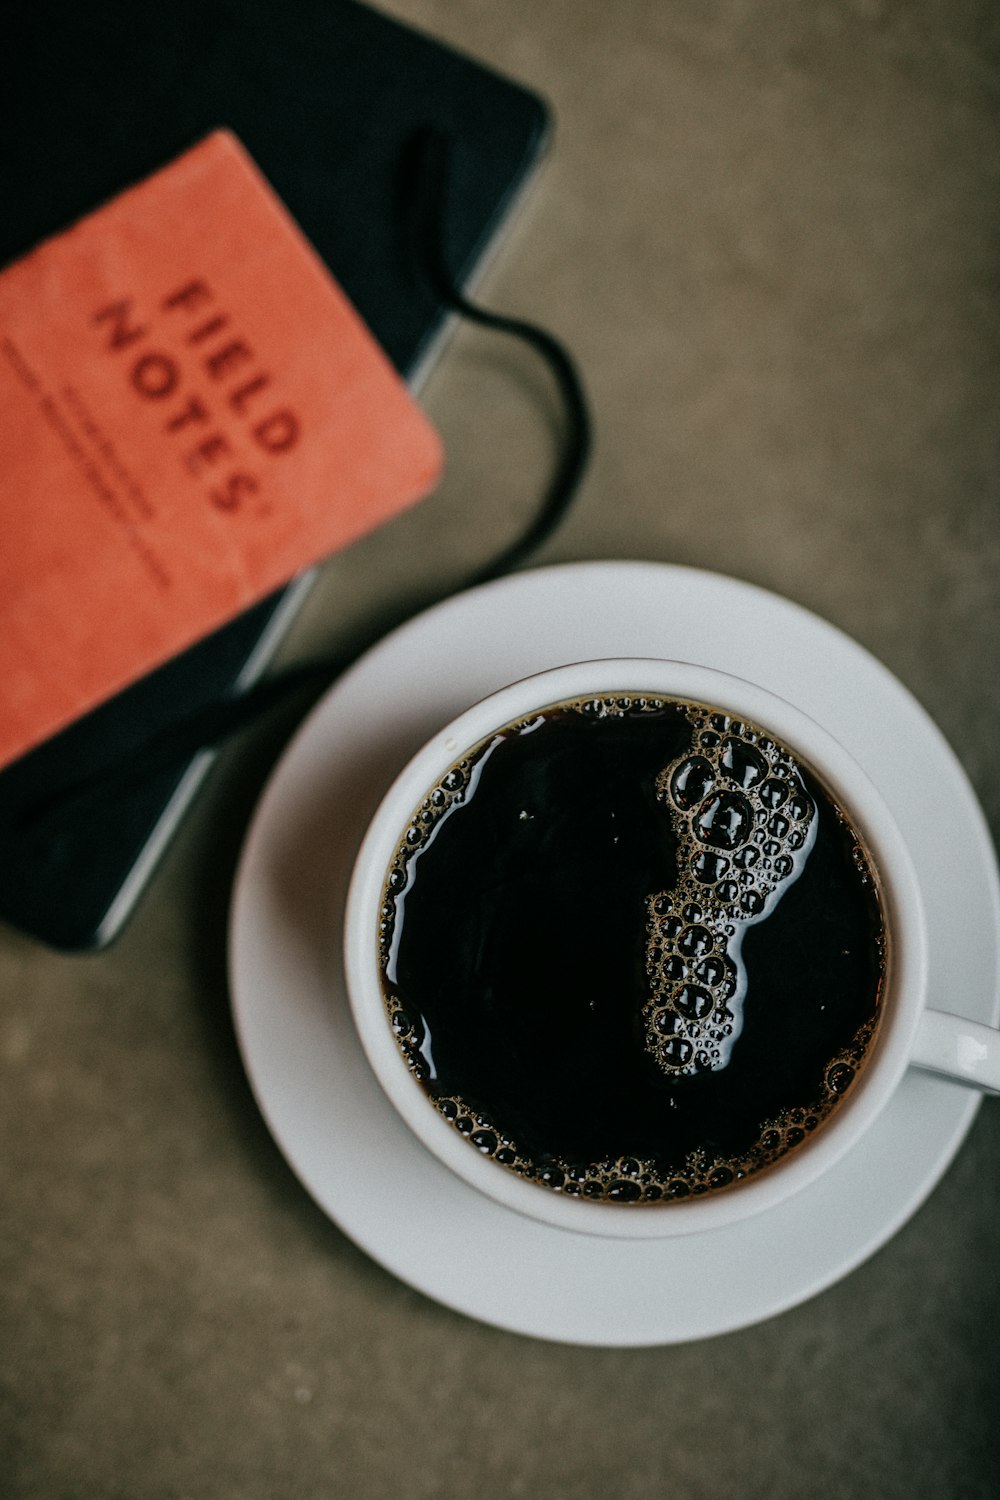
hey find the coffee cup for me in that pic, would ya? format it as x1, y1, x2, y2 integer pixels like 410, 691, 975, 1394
343, 658, 999, 1239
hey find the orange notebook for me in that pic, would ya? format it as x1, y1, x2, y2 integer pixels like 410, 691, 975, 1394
0, 130, 442, 771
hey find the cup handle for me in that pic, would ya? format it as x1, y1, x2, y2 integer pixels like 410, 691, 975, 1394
911, 1008, 1000, 1096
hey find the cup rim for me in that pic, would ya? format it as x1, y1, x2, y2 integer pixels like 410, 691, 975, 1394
343, 657, 929, 1239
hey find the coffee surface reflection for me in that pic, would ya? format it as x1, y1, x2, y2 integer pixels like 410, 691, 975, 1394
378, 696, 886, 1204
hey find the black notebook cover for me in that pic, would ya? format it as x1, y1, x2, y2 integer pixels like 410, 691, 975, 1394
1, 0, 550, 950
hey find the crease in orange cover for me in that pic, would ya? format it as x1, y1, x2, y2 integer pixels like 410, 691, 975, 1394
0, 129, 443, 771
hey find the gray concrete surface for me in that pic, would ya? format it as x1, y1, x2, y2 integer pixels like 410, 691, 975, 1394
3, 3, 999, 1496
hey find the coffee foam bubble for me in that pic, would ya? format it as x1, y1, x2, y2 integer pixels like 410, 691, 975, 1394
642, 706, 818, 1079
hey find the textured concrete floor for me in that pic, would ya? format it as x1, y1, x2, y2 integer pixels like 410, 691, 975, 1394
3, 3, 999, 1497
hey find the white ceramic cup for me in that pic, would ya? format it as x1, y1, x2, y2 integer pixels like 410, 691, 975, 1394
343, 658, 999, 1239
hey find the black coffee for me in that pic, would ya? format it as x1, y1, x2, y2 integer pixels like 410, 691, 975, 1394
378, 696, 887, 1204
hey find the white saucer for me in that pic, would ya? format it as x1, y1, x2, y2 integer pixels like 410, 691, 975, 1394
228, 561, 1000, 1346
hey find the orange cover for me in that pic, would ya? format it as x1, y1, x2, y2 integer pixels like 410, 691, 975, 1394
0, 130, 442, 771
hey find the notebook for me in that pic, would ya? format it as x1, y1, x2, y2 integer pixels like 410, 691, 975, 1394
0, 128, 444, 770
0, 0, 551, 949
